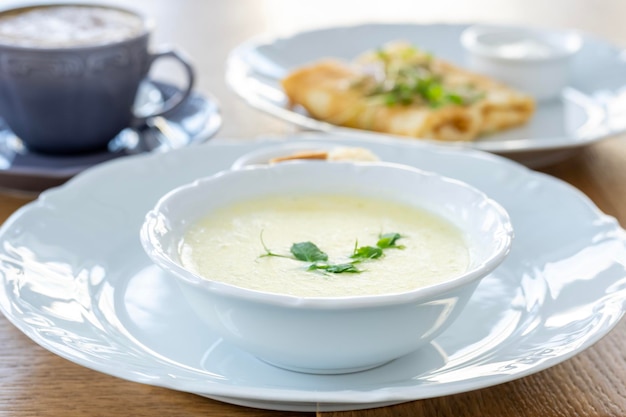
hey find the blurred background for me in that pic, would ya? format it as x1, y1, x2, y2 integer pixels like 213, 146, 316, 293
0, 0, 619, 139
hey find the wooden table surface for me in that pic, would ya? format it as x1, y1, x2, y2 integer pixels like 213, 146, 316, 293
1, 0, 626, 416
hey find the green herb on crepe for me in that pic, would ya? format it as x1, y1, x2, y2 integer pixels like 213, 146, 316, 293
361, 44, 484, 108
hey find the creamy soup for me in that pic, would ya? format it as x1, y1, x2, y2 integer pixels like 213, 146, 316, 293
179, 194, 469, 297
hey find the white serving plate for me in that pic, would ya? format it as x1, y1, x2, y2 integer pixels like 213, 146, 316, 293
226, 23, 626, 167
0, 133, 625, 412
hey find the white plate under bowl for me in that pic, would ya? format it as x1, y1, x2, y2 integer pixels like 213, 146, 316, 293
226, 23, 626, 167
0, 133, 625, 412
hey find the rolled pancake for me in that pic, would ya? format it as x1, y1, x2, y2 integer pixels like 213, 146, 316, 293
281, 46, 534, 142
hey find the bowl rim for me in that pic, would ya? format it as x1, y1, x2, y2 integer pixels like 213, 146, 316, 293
140, 161, 514, 309
460, 24, 583, 62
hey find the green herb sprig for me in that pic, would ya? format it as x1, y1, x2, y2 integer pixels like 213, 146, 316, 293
259, 232, 405, 275
290, 241, 328, 262
376, 232, 405, 249
359, 43, 484, 108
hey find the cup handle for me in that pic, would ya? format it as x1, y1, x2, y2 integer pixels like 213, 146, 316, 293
134, 47, 195, 123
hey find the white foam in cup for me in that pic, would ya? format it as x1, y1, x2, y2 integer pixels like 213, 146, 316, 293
0, 4, 194, 155
0, 5, 148, 48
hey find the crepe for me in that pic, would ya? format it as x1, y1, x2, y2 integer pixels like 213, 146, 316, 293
281, 41, 535, 142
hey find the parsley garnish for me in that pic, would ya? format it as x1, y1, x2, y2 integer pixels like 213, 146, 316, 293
308, 263, 361, 274
350, 245, 383, 260
259, 230, 292, 259
259, 232, 405, 275
376, 232, 405, 249
290, 242, 328, 262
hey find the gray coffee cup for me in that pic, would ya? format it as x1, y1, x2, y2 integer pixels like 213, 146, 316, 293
0, 4, 195, 154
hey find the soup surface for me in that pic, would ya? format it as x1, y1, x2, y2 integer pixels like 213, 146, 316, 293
180, 194, 469, 297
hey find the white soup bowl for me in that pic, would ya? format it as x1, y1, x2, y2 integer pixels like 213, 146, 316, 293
140, 161, 513, 374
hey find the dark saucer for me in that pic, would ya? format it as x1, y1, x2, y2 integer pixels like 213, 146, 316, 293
0, 81, 222, 193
